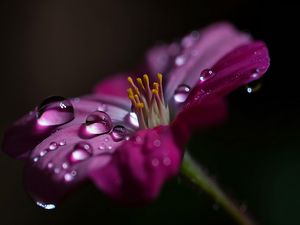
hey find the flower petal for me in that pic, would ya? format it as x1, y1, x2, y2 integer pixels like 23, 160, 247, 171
172, 98, 227, 137
2, 94, 133, 160
24, 124, 126, 207
163, 22, 251, 102
90, 126, 183, 203
186, 41, 270, 106
93, 73, 130, 98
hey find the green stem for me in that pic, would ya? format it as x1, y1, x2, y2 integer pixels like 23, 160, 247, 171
181, 152, 255, 225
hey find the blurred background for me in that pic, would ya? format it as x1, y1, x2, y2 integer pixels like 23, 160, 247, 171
1, 0, 299, 224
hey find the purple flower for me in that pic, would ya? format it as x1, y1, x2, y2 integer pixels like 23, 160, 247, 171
2, 22, 270, 208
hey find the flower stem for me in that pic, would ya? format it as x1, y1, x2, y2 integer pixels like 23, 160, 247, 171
181, 153, 255, 225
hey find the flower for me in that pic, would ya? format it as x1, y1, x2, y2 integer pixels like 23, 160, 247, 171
1, 22, 270, 208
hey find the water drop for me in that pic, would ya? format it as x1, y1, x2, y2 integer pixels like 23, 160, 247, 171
174, 84, 191, 103
32, 156, 39, 163
49, 142, 58, 151
246, 81, 262, 94
54, 167, 60, 174
62, 162, 69, 169
36, 201, 56, 210
97, 104, 107, 112
151, 158, 160, 167
85, 111, 112, 135
125, 112, 139, 128
59, 140, 66, 146
69, 142, 92, 164
37, 96, 74, 126
175, 55, 186, 66
153, 139, 161, 147
163, 157, 171, 166
111, 125, 127, 142
64, 173, 74, 182
39, 150, 47, 157
47, 162, 54, 169
199, 69, 215, 83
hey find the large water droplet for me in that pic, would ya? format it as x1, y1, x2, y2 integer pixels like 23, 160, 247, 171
49, 142, 58, 151
111, 125, 127, 142
85, 111, 112, 135
36, 201, 56, 210
37, 96, 74, 126
125, 112, 139, 128
199, 69, 215, 83
174, 84, 191, 103
69, 142, 92, 164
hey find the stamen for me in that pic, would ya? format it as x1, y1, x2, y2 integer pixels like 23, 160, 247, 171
127, 73, 169, 128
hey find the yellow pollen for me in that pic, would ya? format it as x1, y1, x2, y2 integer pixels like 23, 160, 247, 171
127, 73, 169, 128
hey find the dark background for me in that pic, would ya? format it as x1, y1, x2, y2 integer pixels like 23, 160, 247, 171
1, 0, 300, 225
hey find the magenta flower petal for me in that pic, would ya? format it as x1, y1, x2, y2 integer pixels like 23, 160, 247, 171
2, 95, 132, 160
186, 41, 270, 106
159, 22, 251, 101
90, 126, 183, 203
24, 124, 123, 206
172, 98, 227, 136
93, 73, 130, 98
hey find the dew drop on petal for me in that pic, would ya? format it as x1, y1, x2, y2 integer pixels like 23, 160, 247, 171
97, 104, 107, 112
37, 96, 74, 126
59, 140, 66, 146
175, 55, 186, 66
153, 139, 161, 147
111, 125, 127, 142
62, 162, 69, 169
39, 150, 47, 157
85, 111, 112, 135
163, 157, 171, 166
69, 142, 92, 164
174, 84, 191, 103
47, 162, 54, 169
49, 142, 58, 151
32, 156, 39, 163
151, 158, 160, 167
125, 112, 139, 128
36, 201, 56, 210
199, 69, 215, 83
54, 167, 61, 174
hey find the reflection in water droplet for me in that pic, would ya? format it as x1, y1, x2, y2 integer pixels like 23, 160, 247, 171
36, 201, 56, 210
97, 104, 107, 112
125, 112, 139, 128
49, 142, 58, 151
85, 111, 112, 136
174, 84, 191, 103
69, 142, 92, 164
199, 69, 215, 83
111, 125, 127, 142
37, 96, 74, 126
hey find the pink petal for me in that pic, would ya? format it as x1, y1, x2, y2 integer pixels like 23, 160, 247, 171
90, 126, 183, 203
172, 98, 228, 136
24, 124, 123, 207
2, 94, 133, 160
163, 22, 251, 102
186, 41, 270, 106
93, 73, 130, 98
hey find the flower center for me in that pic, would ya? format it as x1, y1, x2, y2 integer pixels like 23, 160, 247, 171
127, 73, 170, 129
